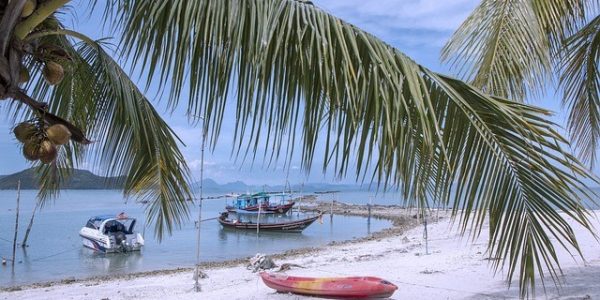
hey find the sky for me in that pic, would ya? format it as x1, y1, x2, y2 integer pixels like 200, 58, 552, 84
0, 0, 588, 185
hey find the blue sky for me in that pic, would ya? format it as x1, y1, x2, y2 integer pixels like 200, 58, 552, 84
0, 0, 589, 184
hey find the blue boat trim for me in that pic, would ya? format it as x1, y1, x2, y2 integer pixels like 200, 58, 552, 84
80, 235, 108, 252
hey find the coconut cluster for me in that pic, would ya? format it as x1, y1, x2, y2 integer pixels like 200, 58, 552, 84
13, 121, 71, 164
20, 1, 67, 87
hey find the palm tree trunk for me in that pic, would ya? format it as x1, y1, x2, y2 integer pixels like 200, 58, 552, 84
0, 0, 26, 101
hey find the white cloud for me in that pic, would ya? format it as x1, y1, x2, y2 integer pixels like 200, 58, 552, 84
188, 159, 218, 170
316, 0, 478, 31
314, 0, 479, 47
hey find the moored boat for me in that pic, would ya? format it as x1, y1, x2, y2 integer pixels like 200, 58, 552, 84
79, 213, 144, 253
225, 192, 295, 214
260, 272, 398, 298
218, 211, 321, 232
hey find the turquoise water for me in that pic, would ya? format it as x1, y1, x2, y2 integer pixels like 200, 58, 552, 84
0, 190, 391, 286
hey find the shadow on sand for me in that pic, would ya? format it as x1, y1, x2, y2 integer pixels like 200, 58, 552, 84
470, 261, 600, 299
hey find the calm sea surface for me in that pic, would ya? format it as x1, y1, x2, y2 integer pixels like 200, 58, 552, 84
0, 190, 392, 286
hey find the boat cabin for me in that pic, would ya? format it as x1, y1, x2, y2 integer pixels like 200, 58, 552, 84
233, 193, 270, 209
85, 215, 137, 235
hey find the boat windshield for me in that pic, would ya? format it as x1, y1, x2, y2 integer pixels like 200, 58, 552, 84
101, 218, 136, 234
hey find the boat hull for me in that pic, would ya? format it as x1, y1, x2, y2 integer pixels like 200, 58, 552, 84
218, 212, 321, 232
79, 227, 144, 253
260, 272, 398, 298
80, 235, 143, 253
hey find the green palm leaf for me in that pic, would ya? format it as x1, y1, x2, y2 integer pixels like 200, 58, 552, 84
441, 0, 600, 165
560, 15, 600, 166
87, 0, 599, 296
13, 17, 193, 239
441, 0, 556, 100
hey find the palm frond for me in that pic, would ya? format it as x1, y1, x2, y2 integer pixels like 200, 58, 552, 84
441, 0, 553, 101
560, 15, 600, 166
14, 20, 193, 239
531, 0, 589, 54
90, 0, 600, 295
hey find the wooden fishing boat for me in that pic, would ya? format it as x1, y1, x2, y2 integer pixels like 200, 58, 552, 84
260, 272, 398, 298
218, 211, 321, 232
225, 192, 295, 214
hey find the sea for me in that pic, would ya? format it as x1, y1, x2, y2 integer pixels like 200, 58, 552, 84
0, 190, 397, 287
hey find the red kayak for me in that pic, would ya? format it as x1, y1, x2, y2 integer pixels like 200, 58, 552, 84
260, 272, 398, 298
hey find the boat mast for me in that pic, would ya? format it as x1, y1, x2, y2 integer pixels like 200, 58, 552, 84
256, 197, 262, 235
194, 116, 207, 293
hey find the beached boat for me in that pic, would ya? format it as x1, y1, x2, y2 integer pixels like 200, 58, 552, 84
260, 272, 398, 298
79, 213, 144, 253
225, 192, 295, 214
218, 211, 321, 232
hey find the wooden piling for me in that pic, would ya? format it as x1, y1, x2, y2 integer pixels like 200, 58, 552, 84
12, 180, 21, 269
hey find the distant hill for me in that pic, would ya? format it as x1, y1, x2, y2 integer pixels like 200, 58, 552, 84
0, 168, 382, 192
0, 168, 124, 190
191, 179, 374, 193
191, 179, 250, 192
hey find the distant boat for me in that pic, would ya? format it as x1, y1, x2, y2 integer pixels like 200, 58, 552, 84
79, 213, 144, 253
218, 211, 321, 232
225, 192, 295, 214
260, 272, 398, 298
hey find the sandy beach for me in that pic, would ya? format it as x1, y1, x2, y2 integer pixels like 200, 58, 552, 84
2, 206, 599, 300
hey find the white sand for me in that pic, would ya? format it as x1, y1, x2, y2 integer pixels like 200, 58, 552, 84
3, 211, 600, 300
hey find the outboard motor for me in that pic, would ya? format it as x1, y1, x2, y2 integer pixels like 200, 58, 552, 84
114, 231, 127, 249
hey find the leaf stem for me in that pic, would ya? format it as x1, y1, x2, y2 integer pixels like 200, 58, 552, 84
24, 29, 97, 47
13, 0, 72, 40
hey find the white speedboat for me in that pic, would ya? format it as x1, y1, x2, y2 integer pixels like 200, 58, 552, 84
79, 214, 144, 253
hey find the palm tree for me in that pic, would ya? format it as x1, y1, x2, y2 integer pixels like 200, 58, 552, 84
0, 0, 596, 296
442, 1, 600, 296
442, 0, 600, 166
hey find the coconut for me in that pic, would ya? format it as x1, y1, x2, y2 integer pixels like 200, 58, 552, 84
22, 140, 40, 161
21, 0, 36, 18
46, 124, 71, 145
38, 140, 57, 164
19, 67, 30, 83
13, 122, 36, 143
42, 61, 64, 85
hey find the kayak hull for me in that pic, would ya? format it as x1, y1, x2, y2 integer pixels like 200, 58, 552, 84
260, 272, 398, 298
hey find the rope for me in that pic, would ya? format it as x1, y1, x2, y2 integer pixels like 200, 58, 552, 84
29, 245, 80, 262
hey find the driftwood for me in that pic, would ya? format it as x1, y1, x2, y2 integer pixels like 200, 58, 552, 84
276, 263, 305, 272
247, 253, 305, 273
247, 253, 277, 273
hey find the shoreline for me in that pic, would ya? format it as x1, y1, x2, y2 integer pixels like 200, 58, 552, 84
1, 202, 417, 292
3, 206, 599, 299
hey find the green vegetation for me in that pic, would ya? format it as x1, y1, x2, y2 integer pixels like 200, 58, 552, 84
443, 1, 600, 295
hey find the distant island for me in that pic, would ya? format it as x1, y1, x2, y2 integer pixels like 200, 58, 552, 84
0, 168, 380, 192
0, 168, 124, 190
191, 179, 376, 193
